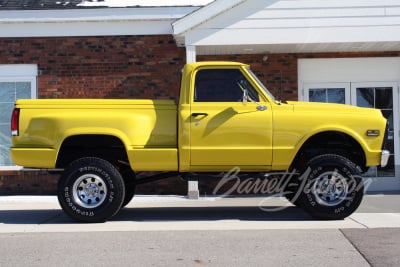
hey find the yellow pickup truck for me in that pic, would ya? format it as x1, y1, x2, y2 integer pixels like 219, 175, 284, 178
10, 61, 389, 222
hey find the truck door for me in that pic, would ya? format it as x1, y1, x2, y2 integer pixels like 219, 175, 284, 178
190, 68, 273, 169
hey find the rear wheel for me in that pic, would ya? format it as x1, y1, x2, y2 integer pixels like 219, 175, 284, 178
120, 167, 136, 208
57, 157, 125, 223
297, 154, 364, 220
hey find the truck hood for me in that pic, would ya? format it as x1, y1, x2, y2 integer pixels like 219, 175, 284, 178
284, 101, 381, 116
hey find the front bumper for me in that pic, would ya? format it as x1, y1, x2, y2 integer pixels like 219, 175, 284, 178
381, 150, 390, 167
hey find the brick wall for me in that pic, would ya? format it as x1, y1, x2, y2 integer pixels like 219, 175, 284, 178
1, 35, 186, 100
1, 34, 399, 195
0, 171, 58, 195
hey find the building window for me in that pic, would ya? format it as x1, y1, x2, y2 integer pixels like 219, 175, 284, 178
354, 85, 395, 177
0, 65, 37, 169
309, 88, 346, 104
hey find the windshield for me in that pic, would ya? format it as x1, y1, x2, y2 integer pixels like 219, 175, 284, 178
247, 67, 276, 101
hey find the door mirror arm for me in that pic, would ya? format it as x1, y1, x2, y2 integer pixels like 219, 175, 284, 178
242, 89, 248, 106
242, 89, 267, 111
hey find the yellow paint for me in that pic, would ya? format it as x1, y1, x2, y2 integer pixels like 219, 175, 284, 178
11, 62, 387, 172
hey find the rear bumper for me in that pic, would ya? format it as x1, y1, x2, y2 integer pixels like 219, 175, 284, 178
381, 150, 390, 167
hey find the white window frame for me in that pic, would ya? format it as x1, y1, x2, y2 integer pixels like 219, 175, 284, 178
0, 65, 37, 170
302, 80, 400, 190
298, 58, 400, 191
302, 82, 351, 104
350, 82, 400, 182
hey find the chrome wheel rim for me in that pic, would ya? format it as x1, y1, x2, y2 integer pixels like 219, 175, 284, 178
72, 174, 108, 209
312, 171, 348, 206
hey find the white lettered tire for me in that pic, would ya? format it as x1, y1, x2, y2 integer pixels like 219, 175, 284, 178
298, 154, 364, 220
57, 157, 125, 223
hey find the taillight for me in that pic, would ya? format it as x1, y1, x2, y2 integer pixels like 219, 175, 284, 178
11, 108, 20, 136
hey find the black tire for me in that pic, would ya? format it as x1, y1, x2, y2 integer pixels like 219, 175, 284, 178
297, 154, 364, 220
120, 167, 136, 208
283, 169, 304, 208
57, 157, 125, 223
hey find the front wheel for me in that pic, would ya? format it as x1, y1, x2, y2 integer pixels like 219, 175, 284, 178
57, 157, 125, 223
297, 154, 364, 220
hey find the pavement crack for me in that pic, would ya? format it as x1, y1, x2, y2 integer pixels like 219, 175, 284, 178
339, 229, 372, 267
348, 216, 369, 228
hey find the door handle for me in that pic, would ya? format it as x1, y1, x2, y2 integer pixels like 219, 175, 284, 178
191, 112, 208, 117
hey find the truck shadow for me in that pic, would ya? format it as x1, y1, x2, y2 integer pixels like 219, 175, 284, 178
0, 206, 312, 224
115, 206, 312, 222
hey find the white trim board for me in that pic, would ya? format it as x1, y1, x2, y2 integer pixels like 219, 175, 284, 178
0, 7, 200, 37
298, 57, 400, 87
0, 65, 37, 77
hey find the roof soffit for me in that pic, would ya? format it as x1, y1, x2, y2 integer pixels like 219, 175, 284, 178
174, 0, 400, 54
172, 0, 246, 36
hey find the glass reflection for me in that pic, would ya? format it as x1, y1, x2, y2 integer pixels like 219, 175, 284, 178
357, 88, 374, 108
356, 86, 395, 177
309, 88, 345, 104
0, 81, 32, 166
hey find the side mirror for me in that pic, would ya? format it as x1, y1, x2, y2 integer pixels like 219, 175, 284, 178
242, 88, 267, 111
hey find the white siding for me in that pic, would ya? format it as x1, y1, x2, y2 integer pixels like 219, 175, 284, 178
183, 0, 400, 52
298, 57, 400, 85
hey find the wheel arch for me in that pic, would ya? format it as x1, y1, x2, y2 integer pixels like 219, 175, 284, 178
56, 134, 129, 168
290, 130, 367, 171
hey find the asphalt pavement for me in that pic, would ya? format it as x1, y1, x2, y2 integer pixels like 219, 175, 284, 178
0, 193, 399, 266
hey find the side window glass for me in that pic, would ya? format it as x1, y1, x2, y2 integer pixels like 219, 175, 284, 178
194, 69, 259, 102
